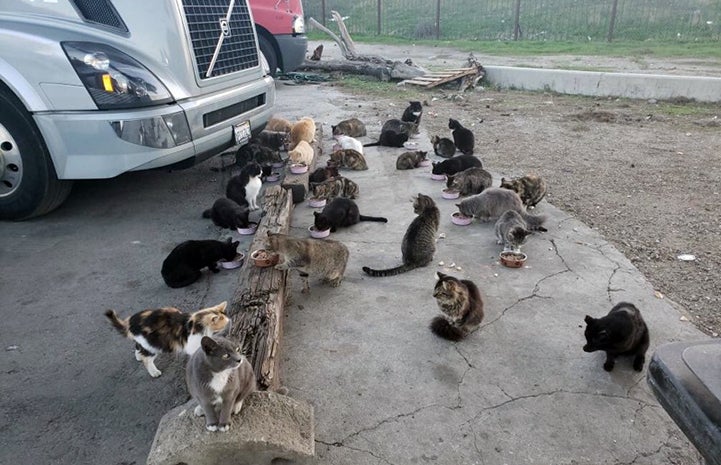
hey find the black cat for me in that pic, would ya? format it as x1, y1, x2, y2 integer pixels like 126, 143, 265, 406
309, 164, 340, 185
313, 197, 388, 232
583, 302, 650, 372
202, 198, 250, 230
161, 238, 239, 289
226, 162, 263, 210
402, 101, 423, 125
431, 155, 483, 177
364, 119, 417, 148
449, 118, 475, 155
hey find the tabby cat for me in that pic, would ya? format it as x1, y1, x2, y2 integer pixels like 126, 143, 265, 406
161, 238, 239, 288
104, 301, 229, 378
311, 176, 360, 200
267, 232, 350, 293
202, 198, 250, 230
186, 336, 257, 432
431, 155, 483, 177
362, 193, 439, 277
266, 116, 293, 134
330, 149, 368, 170
583, 302, 650, 372
430, 272, 484, 341
289, 117, 316, 149
431, 135, 456, 158
401, 101, 423, 125
396, 150, 428, 170
314, 197, 388, 232
446, 167, 492, 196
309, 164, 340, 185
226, 162, 263, 210
456, 187, 547, 230
332, 118, 367, 137
253, 130, 288, 151
449, 118, 475, 155
494, 210, 533, 252
500, 175, 547, 208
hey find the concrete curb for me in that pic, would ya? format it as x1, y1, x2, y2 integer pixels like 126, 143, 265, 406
146, 391, 315, 465
484, 65, 721, 102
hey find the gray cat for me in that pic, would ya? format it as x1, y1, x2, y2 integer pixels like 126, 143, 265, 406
396, 150, 428, 170
446, 167, 493, 196
494, 210, 533, 252
186, 336, 257, 432
457, 187, 547, 230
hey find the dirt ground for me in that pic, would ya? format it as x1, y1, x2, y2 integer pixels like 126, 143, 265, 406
309, 48, 721, 338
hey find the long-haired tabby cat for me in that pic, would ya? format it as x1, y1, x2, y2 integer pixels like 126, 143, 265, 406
288, 140, 314, 166
431, 155, 483, 177
494, 210, 533, 252
309, 164, 340, 185
253, 130, 288, 152
105, 301, 229, 378
202, 198, 250, 230
449, 118, 475, 155
500, 175, 547, 208
456, 187, 547, 230
186, 335, 256, 432
265, 116, 293, 134
226, 162, 263, 210
289, 116, 316, 149
446, 167, 492, 196
396, 150, 428, 170
267, 232, 350, 293
401, 101, 423, 125
362, 193, 439, 277
311, 176, 360, 200
583, 302, 649, 372
332, 118, 367, 137
330, 149, 368, 170
431, 272, 484, 341
314, 197, 388, 232
161, 238, 239, 288
431, 135, 456, 158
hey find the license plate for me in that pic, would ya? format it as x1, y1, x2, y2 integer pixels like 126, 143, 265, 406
233, 121, 251, 146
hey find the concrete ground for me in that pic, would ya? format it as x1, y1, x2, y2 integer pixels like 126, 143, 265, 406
275, 83, 707, 464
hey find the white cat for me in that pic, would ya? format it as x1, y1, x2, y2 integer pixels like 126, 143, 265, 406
333, 134, 364, 154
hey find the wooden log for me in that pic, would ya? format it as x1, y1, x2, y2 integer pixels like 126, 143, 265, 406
300, 59, 425, 82
331, 10, 357, 57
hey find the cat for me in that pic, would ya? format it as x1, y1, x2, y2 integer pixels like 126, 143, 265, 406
253, 130, 288, 152
332, 118, 367, 137
583, 302, 650, 372
449, 118, 475, 155
308, 164, 340, 185
500, 175, 548, 208
382, 119, 419, 136
333, 134, 364, 154
362, 193, 439, 277
186, 336, 256, 432
202, 198, 250, 230
161, 238, 240, 288
364, 120, 418, 148
401, 101, 423, 125
330, 149, 368, 170
431, 135, 456, 158
313, 197, 388, 232
288, 140, 314, 166
289, 116, 316, 149
446, 167, 493, 196
266, 116, 293, 133
396, 150, 428, 170
494, 210, 533, 252
104, 301, 229, 378
267, 232, 350, 293
431, 155, 483, 177
456, 187, 547, 230
226, 162, 263, 210
311, 176, 360, 200
430, 272, 484, 341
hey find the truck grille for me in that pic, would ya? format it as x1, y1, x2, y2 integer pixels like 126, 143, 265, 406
181, 0, 259, 79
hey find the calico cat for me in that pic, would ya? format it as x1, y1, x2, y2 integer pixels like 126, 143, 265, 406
500, 175, 548, 208
430, 272, 484, 341
456, 187, 547, 230
267, 232, 350, 293
431, 135, 456, 158
253, 130, 288, 151
330, 149, 368, 170
494, 210, 533, 252
202, 198, 250, 230
332, 118, 367, 137
308, 164, 340, 185
186, 336, 257, 432
161, 238, 239, 288
431, 155, 483, 177
333, 134, 364, 154
311, 176, 360, 200
362, 193, 439, 277
583, 302, 650, 372
396, 150, 428, 170
266, 116, 293, 133
449, 118, 475, 155
364, 120, 418, 148
104, 301, 229, 378
288, 140, 314, 166
289, 117, 316, 149
313, 197, 388, 232
401, 101, 423, 125
446, 167, 492, 196
226, 162, 263, 210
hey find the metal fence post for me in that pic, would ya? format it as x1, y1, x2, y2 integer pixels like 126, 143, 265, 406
607, 0, 619, 42
377, 0, 382, 35
513, 0, 522, 40
436, 0, 441, 39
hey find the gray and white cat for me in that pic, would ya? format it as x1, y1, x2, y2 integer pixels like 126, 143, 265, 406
457, 187, 547, 231
186, 336, 257, 432
494, 210, 533, 252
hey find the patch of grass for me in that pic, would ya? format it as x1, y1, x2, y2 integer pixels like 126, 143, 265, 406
334, 76, 422, 100
654, 102, 716, 116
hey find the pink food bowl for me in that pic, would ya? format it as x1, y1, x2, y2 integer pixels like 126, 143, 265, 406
308, 225, 331, 239
307, 197, 327, 208
500, 251, 527, 268
219, 252, 245, 270
442, 188, 460, 200
237, 222, 258, 235
265, 172, 281, 182
272, 161, 285, 168
418, 159, 431, 167
430, 173, 446, 181
451, 212, 473, 226
290, 163, 308, 174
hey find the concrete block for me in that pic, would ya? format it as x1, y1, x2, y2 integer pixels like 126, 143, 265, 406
146, 391, 314, 465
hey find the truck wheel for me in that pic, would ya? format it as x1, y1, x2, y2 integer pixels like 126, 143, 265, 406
258, 34, 279, 77
0, 88, 73, 220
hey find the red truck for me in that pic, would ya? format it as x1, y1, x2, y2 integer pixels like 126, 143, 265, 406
250, 0, 307, 76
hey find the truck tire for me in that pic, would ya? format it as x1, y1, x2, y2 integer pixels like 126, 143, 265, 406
258, 34, 279, 77
0, 88, 73, 220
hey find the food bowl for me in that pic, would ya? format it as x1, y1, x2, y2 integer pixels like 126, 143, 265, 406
418, 159, 432, 167
272, 160, 285, 168
290, 163, 308, 174
250, 249, 279, 268
265, 172, 281, 182
219, 252, 245, 270
442, 188, 460, 200
403, 141, 419, 149
236, 222, 258, 235
307, 197, 327, 208
499, 251, 528, 268
430, 173, 446, 181
308, 225, 331, 239
451, 212, 473, 226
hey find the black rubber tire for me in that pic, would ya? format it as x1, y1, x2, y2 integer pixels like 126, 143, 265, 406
258, 33, 279, 77
0, 87, 73, 220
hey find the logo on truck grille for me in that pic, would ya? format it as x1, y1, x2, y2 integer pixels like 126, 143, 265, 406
219, 19, 231, 37
205, 0, 236, 78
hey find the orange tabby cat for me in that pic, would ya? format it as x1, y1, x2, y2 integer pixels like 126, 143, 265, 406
265, 116, 292, 133
289, 140, 314, 165
290, 117, 316, 149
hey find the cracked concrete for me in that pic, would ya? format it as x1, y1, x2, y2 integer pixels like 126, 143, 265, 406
272, 83, 706, 464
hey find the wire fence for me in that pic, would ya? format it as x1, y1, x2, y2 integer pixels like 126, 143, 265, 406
304, 0, 721, 42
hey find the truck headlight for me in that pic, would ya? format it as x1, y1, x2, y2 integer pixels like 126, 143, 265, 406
62, 42, 173, 110
292, 15, 305, 35
109, 112, 192, 149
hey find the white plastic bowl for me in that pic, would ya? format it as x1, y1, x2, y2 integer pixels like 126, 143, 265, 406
308, 225, 331, 239
237, 222, 258, 235
442, 189, 460, 200
290, 163, 308, 174
451, 212, 473, 226
307, 197, 327, 208
219, 252, 245, 269
403, 141, 419, 149
430, 173, 446, 181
